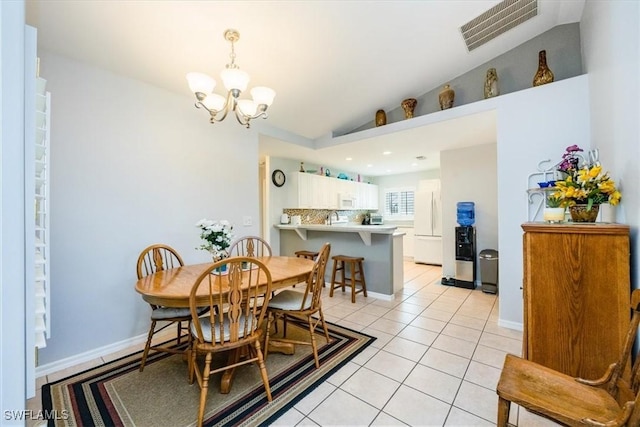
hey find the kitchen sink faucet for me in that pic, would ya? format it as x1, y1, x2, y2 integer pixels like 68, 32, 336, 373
327, 211, 339, 225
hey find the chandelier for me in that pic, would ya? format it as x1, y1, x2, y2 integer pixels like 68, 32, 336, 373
186, 29, 275, 128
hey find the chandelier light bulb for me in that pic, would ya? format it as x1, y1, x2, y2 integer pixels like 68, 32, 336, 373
186, 72, 216, 96
237, 99, 257, 117
221, 68, 250, 93
251, 86, 276, 106
202, 93, 226, 112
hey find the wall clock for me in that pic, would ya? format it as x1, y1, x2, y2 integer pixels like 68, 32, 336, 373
272, 169, 286, 187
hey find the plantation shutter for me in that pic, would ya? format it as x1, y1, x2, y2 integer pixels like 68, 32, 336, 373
34, 76, 51, 348
384, 189, 415, 216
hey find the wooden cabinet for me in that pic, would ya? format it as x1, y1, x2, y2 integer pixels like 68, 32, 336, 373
522, 222, 630, 379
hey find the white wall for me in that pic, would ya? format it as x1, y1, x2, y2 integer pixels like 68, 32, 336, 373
37, 51, 261, 366
441, 144, 498, 280
581, 1, 639, 291
265, 156, 302, 254
496, 76, 590, 328
1, 0, 30, 415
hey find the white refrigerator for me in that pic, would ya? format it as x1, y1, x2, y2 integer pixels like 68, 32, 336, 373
414, 183, 443, 265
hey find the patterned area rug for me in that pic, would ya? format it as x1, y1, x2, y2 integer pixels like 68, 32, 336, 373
42, 321, 375, 426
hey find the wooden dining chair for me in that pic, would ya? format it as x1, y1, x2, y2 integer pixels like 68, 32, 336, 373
188, 256, 273, 427
227, 236, 272, 258
136, 243, 192, 372
264, 243, 331, 368
228, 235, 275, 301
496, 289, 640, 427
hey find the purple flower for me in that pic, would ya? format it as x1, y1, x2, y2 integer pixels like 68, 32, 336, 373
558, 145, 584, 172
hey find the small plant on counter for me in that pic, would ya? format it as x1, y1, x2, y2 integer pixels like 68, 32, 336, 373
195, 219, 233, 260
546, 194, 563, 208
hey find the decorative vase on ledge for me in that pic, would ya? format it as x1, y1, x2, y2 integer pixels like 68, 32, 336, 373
484, 68, 499, 99
401, 98, 417, 119
533, 50, 554, 87
569, 204, 599, 223
438, 84, 455, 110
375, 109, 387, 126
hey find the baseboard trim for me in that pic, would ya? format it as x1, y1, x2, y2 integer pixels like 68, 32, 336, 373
366, 290, 395, 301
36, 332, 150, 377
498, 318, 523, 331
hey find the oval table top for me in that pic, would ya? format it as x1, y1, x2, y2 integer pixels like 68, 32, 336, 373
135, 256, 314, 307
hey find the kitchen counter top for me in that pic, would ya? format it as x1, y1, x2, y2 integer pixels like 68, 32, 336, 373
275, 223, 397, 232
275, 223, 397, 245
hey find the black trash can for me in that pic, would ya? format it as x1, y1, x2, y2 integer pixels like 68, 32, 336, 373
479, 249, 499, 294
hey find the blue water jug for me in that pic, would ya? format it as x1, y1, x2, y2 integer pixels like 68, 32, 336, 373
457, 202, 475, 226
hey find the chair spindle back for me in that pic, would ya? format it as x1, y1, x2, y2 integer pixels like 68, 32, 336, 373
136, 244, 184, 280
189, 256, 272, 348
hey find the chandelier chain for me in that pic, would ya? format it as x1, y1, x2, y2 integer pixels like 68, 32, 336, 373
227, 39, 237, 69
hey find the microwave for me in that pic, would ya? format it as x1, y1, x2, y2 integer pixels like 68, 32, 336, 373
370, 214, 383, 225
338, 193, 356, 209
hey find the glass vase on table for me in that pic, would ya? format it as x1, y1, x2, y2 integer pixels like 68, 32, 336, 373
211, 251, 229, 275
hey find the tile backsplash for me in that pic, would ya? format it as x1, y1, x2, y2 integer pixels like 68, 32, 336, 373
282, 209, 373, 225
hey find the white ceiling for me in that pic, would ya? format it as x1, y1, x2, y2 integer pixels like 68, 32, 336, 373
26, 0, 584, 176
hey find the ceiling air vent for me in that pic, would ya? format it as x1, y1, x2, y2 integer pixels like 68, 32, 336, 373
460, 0, 538, 51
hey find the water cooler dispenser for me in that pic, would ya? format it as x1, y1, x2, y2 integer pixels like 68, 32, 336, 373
455, 202, 476, 289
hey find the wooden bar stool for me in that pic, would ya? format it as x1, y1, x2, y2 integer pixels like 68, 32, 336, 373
294, 250, 320, 287
329, 255, 367, 303
294, 250, 319, 261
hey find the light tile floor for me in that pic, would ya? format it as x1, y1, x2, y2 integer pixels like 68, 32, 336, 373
27, 260, 560, 426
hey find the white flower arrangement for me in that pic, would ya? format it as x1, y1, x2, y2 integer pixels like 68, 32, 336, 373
195, 219, 233, 260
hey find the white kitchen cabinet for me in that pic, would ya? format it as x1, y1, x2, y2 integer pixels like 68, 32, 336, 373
289, 172, 338, 209
312, 174, 338, 209
339, 179, 357, 201
290, 172, 312, 208
288, 172, 378, 210
398, 227, 414, 257
359, 182, 378, 210
341, 180, 379, 210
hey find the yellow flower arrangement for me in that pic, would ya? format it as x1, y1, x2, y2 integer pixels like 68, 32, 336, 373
553, 164, 621, 211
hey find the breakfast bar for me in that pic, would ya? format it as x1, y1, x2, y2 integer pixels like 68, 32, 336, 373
276, 223, 404, 296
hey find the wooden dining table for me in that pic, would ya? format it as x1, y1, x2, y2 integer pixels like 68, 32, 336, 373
135, 256, 313, 307
134, 255, 314, 393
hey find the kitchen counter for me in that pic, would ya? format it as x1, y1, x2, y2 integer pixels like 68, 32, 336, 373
276, 223, 404, 297
275, 223, 397, 246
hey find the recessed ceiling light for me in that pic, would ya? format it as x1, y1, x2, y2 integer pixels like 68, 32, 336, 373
383, 151, 391, 155
386, 169, 392, 173
411, 163, 418, 166
367, 164, 373, 167
346, 157, 352, 161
